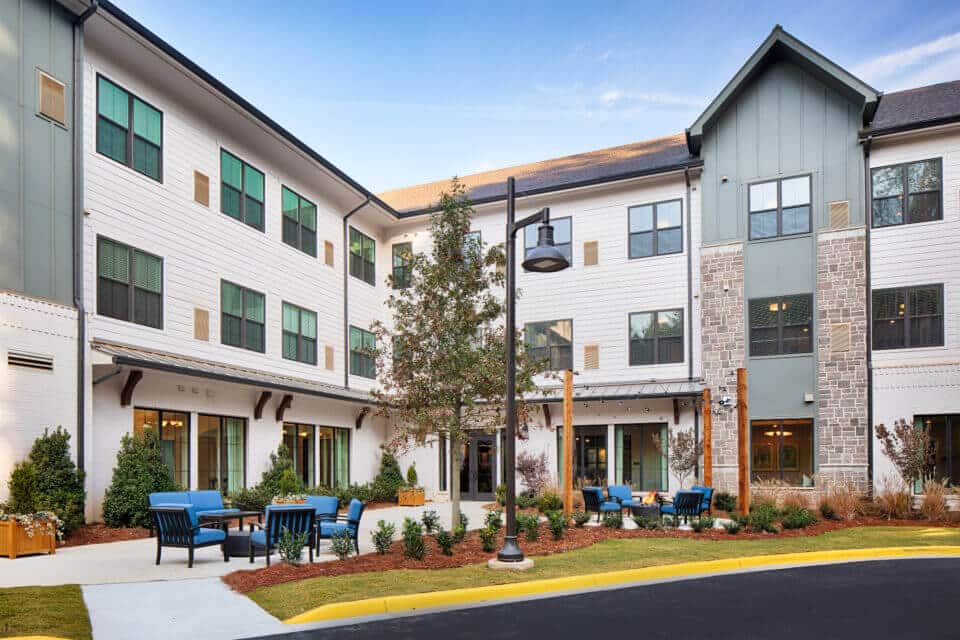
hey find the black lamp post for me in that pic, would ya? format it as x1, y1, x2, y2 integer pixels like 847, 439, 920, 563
498, 176, 570, 564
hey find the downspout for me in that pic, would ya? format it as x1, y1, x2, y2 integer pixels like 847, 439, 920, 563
73, 0, 99, 476
684, 168, 694, 381
863, 136, 874, 492
342, 197, 370, 388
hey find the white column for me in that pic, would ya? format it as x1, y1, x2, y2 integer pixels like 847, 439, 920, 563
607, 423, 615, 486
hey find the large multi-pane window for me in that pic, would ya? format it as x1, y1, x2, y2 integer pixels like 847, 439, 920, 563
197, 415, 245, 493
629, 200, 682, 257
749, 294, 813, 356
629, 309, 683, 365
350, 326, 376, 379
918, 415, 960, 489
281, 186, 317, 256
317, 427, 350, 489
283, 423, 316, 486
525, 217, 571, 265
525, 319, 573, 371
282, 302, 317, 365
134, 408, 188, 488
349, 227, 376, 285
872, 159, 942, 227
392, 242, 412, 289
221, 281, 265, 352
748, 175, 811, 240
97, 236, 163, 329
96, 75, 162, 181
751, 420, 814, 486
615, 424, 667, 491
872, 285, 943, 349
220, 149, 265, 230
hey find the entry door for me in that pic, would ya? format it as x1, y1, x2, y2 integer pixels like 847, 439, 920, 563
574, 426, 607, 486
460, 434, 496, 500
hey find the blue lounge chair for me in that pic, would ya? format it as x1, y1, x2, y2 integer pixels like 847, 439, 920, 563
659, 490, 706, 526
305, 495, 339, 551
149, 505, 228, 568
148, 490, 240, 536
317, 499, 365, 555
249, 505, 316, 566
582, 487, 622, 523
690, 485, 714, 515
606, 485, 637, 513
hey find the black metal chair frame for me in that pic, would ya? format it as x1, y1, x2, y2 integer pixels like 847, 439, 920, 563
658, 491, 705, 526
149, 506, 228, 569
316, 502, 365, 554
581, 488, 613, 523
249, 507, 317, 566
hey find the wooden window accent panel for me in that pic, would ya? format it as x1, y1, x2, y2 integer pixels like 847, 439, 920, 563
325, 345, 334, 370
38, 71, 66, 125
324, 241, 335, 267
194, 171, 210, 207
828, 201, 849, 229
830, 322, 850, 353
194, 308, 209, 341
583, 344, 599, 369
583, 241, 598, 266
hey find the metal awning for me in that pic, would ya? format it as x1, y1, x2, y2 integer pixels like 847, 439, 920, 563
91, 340, 374, 405
527, 379, 704, 403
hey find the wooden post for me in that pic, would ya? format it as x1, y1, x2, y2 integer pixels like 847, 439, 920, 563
563, 369, 574, 515
736, 368, 750, 514
702, 388, 712, 487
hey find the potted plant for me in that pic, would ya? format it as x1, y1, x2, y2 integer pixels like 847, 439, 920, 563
271, 493, 307, 505
397, 464, 425, 506
0, 510, 61, 559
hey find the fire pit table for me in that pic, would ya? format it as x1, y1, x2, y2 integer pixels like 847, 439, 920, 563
630, 502, 660, 521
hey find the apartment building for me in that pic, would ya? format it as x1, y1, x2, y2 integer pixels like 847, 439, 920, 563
1, 0, 958, 517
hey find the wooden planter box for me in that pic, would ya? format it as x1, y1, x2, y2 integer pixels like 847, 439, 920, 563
397, 488, 425, 506
0, 520, 56, 559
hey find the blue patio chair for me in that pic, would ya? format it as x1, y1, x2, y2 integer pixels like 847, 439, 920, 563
606, 485, 637, 513
317, 499, 365, 554
305, 495, 339, 551
690, 485, 714, 515
249, 505, 316, 566
149, 505, 228, 568
582, 487, 622, 523
659, 490, 705, 526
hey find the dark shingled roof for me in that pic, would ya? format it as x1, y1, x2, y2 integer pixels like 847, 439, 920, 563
866, 80, 960, 135
379, 133, 700, 216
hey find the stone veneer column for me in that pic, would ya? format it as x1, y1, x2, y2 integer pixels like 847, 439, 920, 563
816, 228, 869, 491
700, 243, 745, 493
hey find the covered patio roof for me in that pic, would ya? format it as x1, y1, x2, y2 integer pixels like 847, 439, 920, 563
528, 379, 704, 403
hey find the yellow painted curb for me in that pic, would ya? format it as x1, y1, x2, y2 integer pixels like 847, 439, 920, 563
283, 545, 960, 625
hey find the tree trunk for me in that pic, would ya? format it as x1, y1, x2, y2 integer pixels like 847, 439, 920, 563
450, 435, 463, 531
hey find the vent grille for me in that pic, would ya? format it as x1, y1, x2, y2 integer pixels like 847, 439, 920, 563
8, 350, 54, 371
583, 241, 598, 266
583, 344, 599, 369
324, 241, 335, 267
828, 201, 850, 229
38, 71, 66, 125
194, 308, 209, 341
325, 346, 334, 370
831, 322, 851, 354
194, 171, 210, 207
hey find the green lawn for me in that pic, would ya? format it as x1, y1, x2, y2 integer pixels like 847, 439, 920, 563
249, 526, 960, 620
0, 584, 92, 639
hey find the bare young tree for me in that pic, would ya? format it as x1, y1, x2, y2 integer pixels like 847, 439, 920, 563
653, 429, 703, 489
875, 418, 937, 487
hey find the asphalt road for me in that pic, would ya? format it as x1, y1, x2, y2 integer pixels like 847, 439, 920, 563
254, 558, 960, 639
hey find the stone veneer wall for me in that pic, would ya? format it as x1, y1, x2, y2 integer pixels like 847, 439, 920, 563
816, 228, 869, 492
700, 243, 745, 493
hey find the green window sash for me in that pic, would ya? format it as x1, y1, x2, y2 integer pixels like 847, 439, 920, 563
244, 290, 265, 324
301, 310, 317, 339
132, 98, 161, 146
244, 165, 264, 201
282, 303, 300, 333
221, 150, 243, 190
221, 282, 243, 317
334, 429, 350, 488
98, 238, 129, 282
97, 76, 129, 126
282, 187, 299, 221
133, 251, 162, 293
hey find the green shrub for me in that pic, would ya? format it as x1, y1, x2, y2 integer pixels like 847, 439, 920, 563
516, 493, 538, 509
484, 509, 503, 531
479, 526, 497, 552
748, 503, 779, 533
421, 510, 440, 533
723, 519, 742, 535
406, 463, 418, 487
24, 428, 86, 535
8, 462, 38, 515
538, 491, 563, 513
329, 530, 353, 561
781, 506, 817, 530
371, 520, 396, 555
632, 515, 660, 530
259, 444, 298, 497
452, 524, 467, 543
372, 451, 405, 502
276, 468, 302, 498
713, 491, 737, 512
458, 511, 469, 531
602, 511, 623, 529
546, 510, 567, 540
434, 529, 455, 556
495, 484, 506, 506
102, 431, 179, 528
229, 486, 273, 513
572, 511, 590, 527
691, 515, 715, 533
402, 517, 427, 560
278, 526, 310, 564
516, 512, 540, 541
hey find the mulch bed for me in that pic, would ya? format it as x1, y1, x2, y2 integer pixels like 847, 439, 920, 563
61, 523, 151, 547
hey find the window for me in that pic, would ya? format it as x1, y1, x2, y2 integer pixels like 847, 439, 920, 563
221, 281, 265, 352
629, 200, 682, 257
525, 319, 573, 371
525, 217, 571, 265
220, 149, 265, 230
317, 427, 350, 488
749, 294, 813, 356
872, 285, 943, 349
281, 186, 317, 256
282, 302, 317, 364
918, 416, 960, 489
349, 227, 376, 285
197, 414, 245, 493
283, 423, 315, 485
748, 176, 811, 240
629, 309, 684, 365
134, 408, 188, 487
96, 75, 162, 181
872, 159, 942, 227
751, 420, 814, 486
350, 326, 376, 379
615, 424, 667, 491
97, 236, 163, 328
392, 242, 412, 289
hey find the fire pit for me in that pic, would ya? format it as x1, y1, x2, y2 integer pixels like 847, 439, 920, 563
630, 491, 660, 521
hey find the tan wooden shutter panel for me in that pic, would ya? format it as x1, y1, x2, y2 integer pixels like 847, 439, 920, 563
39, 72, 66, 125
828, 201, 849, 229
194, 308, 210, 341
831, 322, 850, 354
324, 241, 335, 267
194, 171, 210, 207
324, 345, 335, 370
584, 241, 598, 266
583, 344, 599, 369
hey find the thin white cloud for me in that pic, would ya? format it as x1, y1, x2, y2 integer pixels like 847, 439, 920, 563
853, 31, 960, 89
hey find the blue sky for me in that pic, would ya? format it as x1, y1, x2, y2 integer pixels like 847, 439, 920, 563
116, 0, 960, 192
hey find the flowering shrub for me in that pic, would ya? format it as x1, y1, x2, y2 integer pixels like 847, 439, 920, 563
271, 493, 307, 504
0, 509, 64, 541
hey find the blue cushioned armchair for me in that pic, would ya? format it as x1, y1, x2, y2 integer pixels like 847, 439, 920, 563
690, 485, 714, 516
317, 499, 365, 554
249, 505, 316, 566
606, 485, 637, 513
582, 487, 622, 523
658, 490, 706, 525
149, 505, 228, 568
148, 490, 240, 536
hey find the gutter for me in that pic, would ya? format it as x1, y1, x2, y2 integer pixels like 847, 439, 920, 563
342, 197, 371, 388
73, 0, 99, 476
859, 114, 960, 140
863, 135, 874, 492
684, 168, 694, 381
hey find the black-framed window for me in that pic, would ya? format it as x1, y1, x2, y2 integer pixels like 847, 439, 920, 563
872, 159, 942, 227
392, 242, 412, 289
525, 217, 571, 265
918, 415, 960, 488
97, 236, 163, 328
96, 75, 162, 181
629, 309, 683, 365
134, 408, 189, 487
198, 414, 246, 493
748, 175, 811, 240
350, 326, 376, 379
749, 294, 813, 356
629, 200, 682, 257
281, 186, 317, 256
751, 420, 814, 486
221, 280, 265, 352
283, 423, 315, 486
220, 149, 265, 231
282, 302, 317, 365
525, 319, 573, 371
350, 227, 376, 286
873, 285, 943, 349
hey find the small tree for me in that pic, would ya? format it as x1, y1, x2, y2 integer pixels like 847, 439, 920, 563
102, 430, 178, 528
653, 429, 703, 489
875, 418, 937, 488
372, 450, 405, 501
516, 450, 550, 495
27, 427, 86, 535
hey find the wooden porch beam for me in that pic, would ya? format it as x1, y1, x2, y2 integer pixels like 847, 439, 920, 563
254, 391, 272, 420
120, 370, 143, 407
275, 394, 293, 422
703, 388, 713, 487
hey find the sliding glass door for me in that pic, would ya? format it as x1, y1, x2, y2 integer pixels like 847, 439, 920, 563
615, 424, 667, 491
316, 427, 350, 489
134, 408, 189, 488
283, 423, 316, 485
197, 414, 246, 493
